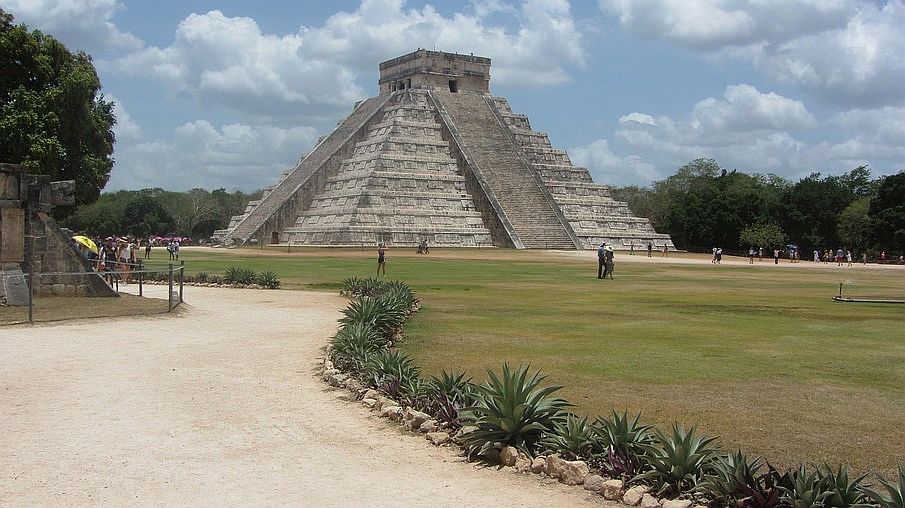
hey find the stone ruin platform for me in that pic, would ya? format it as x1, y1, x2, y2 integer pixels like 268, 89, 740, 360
213, 49, 673, 251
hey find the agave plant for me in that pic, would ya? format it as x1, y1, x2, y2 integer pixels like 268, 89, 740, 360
330, 321, 382, 373
399, 375, 431, 411
256, 270, 280, 289
863, 465, 905, 508
695, 451, 789, 508
459, 363, 571, 458
635, 423, 720, 496
363, 350, 421, 400
591, 410, 654, 480
427, 370, 475, 429
540, 414, 595, 460
819, 464, 872, 508
339, 297, 405, 341
779, 465, 831, 508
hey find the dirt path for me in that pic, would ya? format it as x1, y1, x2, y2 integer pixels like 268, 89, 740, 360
0, 286, 602, 506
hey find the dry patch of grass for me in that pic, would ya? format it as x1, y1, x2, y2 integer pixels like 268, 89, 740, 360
0, 293, 172, 325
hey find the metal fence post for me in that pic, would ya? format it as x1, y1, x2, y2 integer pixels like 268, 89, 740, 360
138, 259, 143, 297
168, 263, 174, 311
27, 265, 34, 324
179, 260, 184, 304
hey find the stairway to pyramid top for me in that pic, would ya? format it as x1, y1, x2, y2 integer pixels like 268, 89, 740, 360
379, 49, 491, 95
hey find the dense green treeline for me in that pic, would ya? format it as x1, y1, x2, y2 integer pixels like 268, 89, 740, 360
0, 9, 115, 210
614, 159, 905, 255
64, 188, 261, 239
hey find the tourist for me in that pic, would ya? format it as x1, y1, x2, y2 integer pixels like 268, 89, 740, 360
813, 249, 820, 263
661, 244, 668, 257
773, 248, 780, 264
144, 238, 152, 259
716, 247, 722, 264
748, 248, 755, 264
377, 243, 387, 276
836, 248, 844, 266
597, 242, 606, 279
629, 243, 634, 255
758, 247, 764, 262
647, 242, 653, 257
862, 252, 868, 264
846, 250, 852, 266
174, 240, 180, 260
712, 247, 718, 264
604, 245, 615, 279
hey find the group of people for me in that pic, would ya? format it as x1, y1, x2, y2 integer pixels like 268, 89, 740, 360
629, 241, 667, 257
597, 242, 615, 279
68, 235, 184, 286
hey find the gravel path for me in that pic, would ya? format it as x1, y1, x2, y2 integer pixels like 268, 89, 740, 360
0, 286, 602, 506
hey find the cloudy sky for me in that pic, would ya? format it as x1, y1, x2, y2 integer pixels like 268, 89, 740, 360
4, 0, 904, 191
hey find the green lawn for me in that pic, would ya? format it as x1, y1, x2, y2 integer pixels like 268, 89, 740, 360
175, 246, 905, 474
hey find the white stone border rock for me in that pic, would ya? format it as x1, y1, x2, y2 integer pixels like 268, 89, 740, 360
319, 354, 704, 508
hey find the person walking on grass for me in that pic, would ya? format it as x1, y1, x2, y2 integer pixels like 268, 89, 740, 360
597, 242, 606, 279
377, 243, 387, 276
144, 238, 152, 259
604, 246, 615, 279
647, 242, 653, 257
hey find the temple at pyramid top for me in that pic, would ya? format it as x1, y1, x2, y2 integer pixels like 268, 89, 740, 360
213, 50, 673, 251
378, 49, 491, 94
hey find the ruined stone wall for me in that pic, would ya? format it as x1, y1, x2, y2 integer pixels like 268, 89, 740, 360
379, 50, 491, 94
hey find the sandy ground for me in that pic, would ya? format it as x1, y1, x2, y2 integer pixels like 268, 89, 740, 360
0, 285, 604, 507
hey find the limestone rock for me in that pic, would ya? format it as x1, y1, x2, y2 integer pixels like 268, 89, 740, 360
623, 486, 648, 506
376, 398, 399, 411
328, 373, 348, 387
362, 389, 381, 401
323, 360, 334, 371
426, 432, 450, 446
661, 500, 692, 508
361, 398, 378, 409
583, 474, 606, 493
545, 454, 589, 486
514, 454, 533, 473
379, 405, 402, 420
419, 420, 438, 433
499, 446, 520, 467
403, 408, 432, 430
341, 377, 363, 392
322, 368, 340, 378
453, 425, 477, 444
603, 479, 625, 501
641, 493, 660, 508
530, 456, 546, 474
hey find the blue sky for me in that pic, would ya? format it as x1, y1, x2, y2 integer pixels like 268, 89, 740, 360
4, 0, 904, 192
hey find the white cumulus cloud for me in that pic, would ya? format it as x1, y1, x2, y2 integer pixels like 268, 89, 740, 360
599, 0, 905, 108
106, 119, 319, 191
570, 138, 661, 185
2, 0, 142, 52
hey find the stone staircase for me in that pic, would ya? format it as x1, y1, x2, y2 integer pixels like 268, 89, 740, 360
432, 91, 577, 249
283, 90, 494, 247
490, 96, 675, 251
215, 94, 391, 246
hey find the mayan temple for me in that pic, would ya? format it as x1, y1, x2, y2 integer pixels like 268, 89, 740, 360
213, 50, 673, 250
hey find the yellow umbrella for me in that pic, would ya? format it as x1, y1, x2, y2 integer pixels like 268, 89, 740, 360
72, 235, 98, 254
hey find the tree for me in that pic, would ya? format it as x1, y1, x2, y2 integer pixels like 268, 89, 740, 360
0, 8, 115, 210
869, 171, 905, 253
121, 195, 175, 237
739, 222, 786, 249
836, 198, 871, 252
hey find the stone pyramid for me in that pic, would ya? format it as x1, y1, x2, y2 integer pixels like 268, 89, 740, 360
213, 50, 673, 250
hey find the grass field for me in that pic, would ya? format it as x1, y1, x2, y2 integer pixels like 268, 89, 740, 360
0, 292, 172, 325
172, 246, 905, 474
